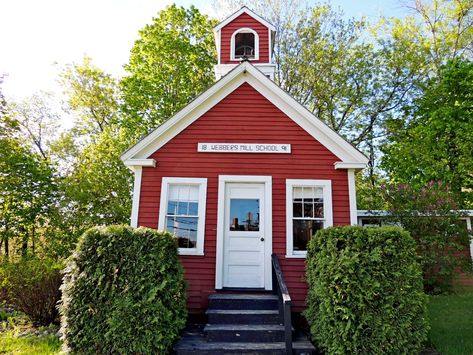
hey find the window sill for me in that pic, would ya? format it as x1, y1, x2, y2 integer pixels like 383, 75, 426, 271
178, 250, 204, 256
285, 254, 307, 259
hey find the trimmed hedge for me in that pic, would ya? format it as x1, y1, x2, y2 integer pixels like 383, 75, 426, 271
305, 226, 429, 354
59, 225, 187, 354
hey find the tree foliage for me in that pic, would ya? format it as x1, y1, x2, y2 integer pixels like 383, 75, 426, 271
382, 59, 473, 208
6, 92, 61, 160
60, 56, 119, 136
120, 5, 217, 140
0, 136, 58, 257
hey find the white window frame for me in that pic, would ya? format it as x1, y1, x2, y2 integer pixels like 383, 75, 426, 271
158, 177, 207, 256
230, 27, 259, 61
286, 179, 333, 258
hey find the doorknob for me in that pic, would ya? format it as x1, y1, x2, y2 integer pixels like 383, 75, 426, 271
260, 237, 265, 242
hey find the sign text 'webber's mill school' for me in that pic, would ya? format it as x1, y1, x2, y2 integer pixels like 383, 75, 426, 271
197, 143, 292, 154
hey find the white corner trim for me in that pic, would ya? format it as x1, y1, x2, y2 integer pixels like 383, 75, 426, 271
466, 217, 473, 263
335, 162, 367, 170
124, 159, 156, 167
230, 27, 259, 61
268, 27, 272, 61
121, 61, 369, 165
347, 169, 358, 226
130, 167, 143, 228
158, 177, 208, 256
213, 6, 276, 32
215, 30, 221, 63
285, 179, 333, 258
215, 175, 273, 290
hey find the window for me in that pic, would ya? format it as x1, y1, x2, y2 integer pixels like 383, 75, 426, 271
231, 28, 259, 60
158, 177, 207, 255
286, 179, 333, 257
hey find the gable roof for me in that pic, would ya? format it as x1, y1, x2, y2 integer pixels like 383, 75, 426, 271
213, 6, 276, 33
121, 61, 368, 169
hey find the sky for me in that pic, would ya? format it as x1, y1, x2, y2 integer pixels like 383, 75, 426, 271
0, 0, 409, 101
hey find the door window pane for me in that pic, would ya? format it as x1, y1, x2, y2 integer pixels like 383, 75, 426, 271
230, 199, 260, 231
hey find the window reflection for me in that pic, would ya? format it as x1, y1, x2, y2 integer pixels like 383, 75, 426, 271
230, 199, 260, 231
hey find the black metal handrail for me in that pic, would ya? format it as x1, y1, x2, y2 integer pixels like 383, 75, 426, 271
271, 254, 292, 355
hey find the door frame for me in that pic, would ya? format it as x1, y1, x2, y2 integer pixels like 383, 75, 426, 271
215, 175, 273, 290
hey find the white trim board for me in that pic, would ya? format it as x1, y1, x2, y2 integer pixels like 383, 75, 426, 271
215, 175, 273, 290
120, 61, 368, 168
213, 6, 276, 33
348, 169, 358, 226
130, 167, 143, 227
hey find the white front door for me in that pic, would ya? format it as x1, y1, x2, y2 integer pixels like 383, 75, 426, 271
223, 183, 266, 288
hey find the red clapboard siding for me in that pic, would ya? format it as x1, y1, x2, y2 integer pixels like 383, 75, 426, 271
138, 82, 350, 313
220, 13, 270, 64
454, 248, 473, 286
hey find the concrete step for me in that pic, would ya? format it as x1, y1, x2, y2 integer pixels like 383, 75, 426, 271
174, 336, 315, 355
208, 293, 279, 310
206, 309, 281, 324
205, 323, 288, 343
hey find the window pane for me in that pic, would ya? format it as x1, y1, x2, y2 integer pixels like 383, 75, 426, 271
314, 201, 324, 218
293, 202, 302, 217
167, 200, 178, 215
293, 187, 303, 199
293, 220, 324, 251
303, 202, 314, 218
166, 216, 198, 249
188, 202, 198, 216
230, 199, 260, 231
188, 185, 199, 201
177, 201, 188, 215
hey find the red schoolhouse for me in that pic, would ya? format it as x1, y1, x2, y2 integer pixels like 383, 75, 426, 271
121, 7, 368, 313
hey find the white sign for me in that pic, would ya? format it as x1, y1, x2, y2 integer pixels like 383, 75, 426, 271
198, 143, 291, 154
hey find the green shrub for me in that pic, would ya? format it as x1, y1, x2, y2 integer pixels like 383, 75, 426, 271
0, 257, 63, 326
59, 225, 187, 354
305, 226, 429, 354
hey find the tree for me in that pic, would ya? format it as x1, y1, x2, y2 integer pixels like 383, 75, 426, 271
60, 56, 119, 137
0, 136, 58, 257
61, 127, 132, 228
382, 59, 473, 208
7, 92, 61, 160
381, 181, 471, 293
120, 5, 217, 140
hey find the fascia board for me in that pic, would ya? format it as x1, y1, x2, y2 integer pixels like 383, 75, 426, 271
214, 7, 276, 32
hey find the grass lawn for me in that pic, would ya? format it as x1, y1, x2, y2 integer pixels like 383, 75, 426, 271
0, 309, 61, 354
428, 286, 473, 355
0, 331, 61, 354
